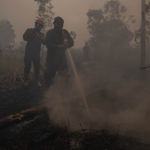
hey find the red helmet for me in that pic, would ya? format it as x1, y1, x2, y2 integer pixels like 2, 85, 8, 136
35, 19, 44, 26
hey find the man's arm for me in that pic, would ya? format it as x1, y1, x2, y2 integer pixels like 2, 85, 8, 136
83, 46, 85, 52
46, 30, 70, 50
88, 46, 90, 52
63, 29, 74, 48
39, 33, 46, 45
23, 29, 35, 41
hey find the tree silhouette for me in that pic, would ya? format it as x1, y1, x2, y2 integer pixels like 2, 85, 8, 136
87, 0, 135, 64
34, 0, 54, 32
0, 19, 16, 49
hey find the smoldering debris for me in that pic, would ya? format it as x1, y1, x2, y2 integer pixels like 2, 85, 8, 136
43, 61, 150, 143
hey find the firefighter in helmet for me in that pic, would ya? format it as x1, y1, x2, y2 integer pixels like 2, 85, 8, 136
23, 19, 46, 87
83, 42, 90, 65
45, 16, 74, 88
0, 42, 2, 58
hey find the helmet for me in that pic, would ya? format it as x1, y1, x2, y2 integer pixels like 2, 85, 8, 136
35, 19, 44, 26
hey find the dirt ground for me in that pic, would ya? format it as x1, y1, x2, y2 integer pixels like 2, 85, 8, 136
0, 81, 44, 120
0, 81, 150, 150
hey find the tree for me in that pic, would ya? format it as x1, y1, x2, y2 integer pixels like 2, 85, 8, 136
34, 0, 54, 32
135, 3, 150, 43
0, 19, 16, 49
70, 31, 77, 40
87, 0, 134, 65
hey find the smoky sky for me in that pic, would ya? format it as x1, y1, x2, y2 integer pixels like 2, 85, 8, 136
0, 0, 140, 47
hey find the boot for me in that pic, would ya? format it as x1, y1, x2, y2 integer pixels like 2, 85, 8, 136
24, 80, 29, 87
37, 80, 42, 87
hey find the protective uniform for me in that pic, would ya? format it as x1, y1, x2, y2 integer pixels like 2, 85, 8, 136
23, 21, 45, 86
83, 44, 90, 62
45, 26, 74, 87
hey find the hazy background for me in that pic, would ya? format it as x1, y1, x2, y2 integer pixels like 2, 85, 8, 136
0, 0, 141, 48
1, 0, 150, 144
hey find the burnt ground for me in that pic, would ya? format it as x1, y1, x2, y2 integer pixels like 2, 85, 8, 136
0, 81, 150, 150
0, 81, 44, 120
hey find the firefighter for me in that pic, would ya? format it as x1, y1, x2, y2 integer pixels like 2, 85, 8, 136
23, 19, 46, 87
83, 42, 90, 65
45, 16, 74, 88
0, 42, 2, 58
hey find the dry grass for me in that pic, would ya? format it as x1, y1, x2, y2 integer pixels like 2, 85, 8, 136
0, 49, 46, 86
0, 51, 24, 84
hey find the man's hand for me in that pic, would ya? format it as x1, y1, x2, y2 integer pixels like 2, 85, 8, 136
38, 35, 46, 45
38, 36, 45, 41
58, 41, 69, 49
31, 28, 39, 36
62, 33, 68, 39
32, 27, 38, 33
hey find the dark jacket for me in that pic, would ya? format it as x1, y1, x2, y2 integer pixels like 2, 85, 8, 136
46, 27, 74, 57
83, 45, 90, 55
23, 28, 46, 57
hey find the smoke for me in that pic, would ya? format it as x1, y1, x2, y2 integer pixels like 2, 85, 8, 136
43, 61, 150, 143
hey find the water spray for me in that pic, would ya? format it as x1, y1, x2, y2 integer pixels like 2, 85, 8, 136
67, 49, 92, 120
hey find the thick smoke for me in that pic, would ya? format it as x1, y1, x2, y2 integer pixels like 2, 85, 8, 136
43, 60, 150, 143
